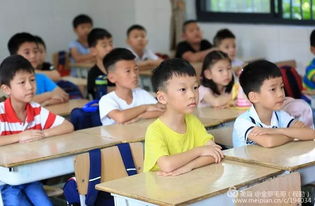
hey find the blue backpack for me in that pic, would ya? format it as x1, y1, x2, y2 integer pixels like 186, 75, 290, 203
63, 143, 138, 206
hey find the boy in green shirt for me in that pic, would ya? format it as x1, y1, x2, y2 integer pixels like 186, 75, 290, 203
144, 58, 223, 176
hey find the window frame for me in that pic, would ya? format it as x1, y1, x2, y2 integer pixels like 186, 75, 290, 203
196, 0, 315, 25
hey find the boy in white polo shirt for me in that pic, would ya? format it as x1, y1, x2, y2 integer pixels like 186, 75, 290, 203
233, 60, 314, 148
99, 48, 165, 126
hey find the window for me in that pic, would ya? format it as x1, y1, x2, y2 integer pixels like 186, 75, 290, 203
196, 0, 315, 25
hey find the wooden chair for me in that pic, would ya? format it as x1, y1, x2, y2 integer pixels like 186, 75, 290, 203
235, 172, 301, 206
74, 142, 144, 206
209, 127, 233, 148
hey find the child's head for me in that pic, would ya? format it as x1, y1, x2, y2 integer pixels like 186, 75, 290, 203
0, 55, 36, 102
126, 24, 148, 52
201, 51, 234, 95
8, 32, 39, 68
240, 60, 285, 110
213, 29, 236, 61
152, 58, 198, 114
310, 29, 315, 55
34, 35, 46, 67
88, 28, 113, 60
103, 48, 138, 89
72, 14, 93, 40
182, 20, 203, 44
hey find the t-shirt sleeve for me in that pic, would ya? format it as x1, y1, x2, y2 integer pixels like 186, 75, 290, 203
99, 94, 120, 121
232, 115, 256, 147
144, 124, 169, 172
137, 89, 157, 105
146, 49, 159, 60
39, 106, 65, 129
190, 115, 214, 146
43, 74, 57, 92
68, 40, 77, 49
175, 42, 190, 58
278, 110, 295, 128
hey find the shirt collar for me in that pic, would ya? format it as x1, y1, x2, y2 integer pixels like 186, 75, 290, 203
4, 98, 34, 123
248, 105, 279, 128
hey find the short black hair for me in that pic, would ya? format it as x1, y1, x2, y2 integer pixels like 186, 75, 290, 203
182, 20, 198, 33
127, 24, 146, 37
0, 55, 34, 86
201, 51, 234, 95
213, 29, 235, 47
310, 29, 315, 47
73, 14, 93, 28
34, 35, 46, 49
8, 32, 36, 55
240, 60, 282, 97
103, 48, 135, 73
151, 58, 196, 92
88, 28, 112, 47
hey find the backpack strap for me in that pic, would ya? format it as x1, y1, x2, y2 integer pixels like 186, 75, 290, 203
85, 149, 102, 206
117, 143, 137, 176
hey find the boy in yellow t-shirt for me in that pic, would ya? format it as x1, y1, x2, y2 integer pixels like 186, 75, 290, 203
144, 58, 224, 176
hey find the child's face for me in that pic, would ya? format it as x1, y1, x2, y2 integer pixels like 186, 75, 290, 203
251, 77, 285, 110
2, 71, 36, 103
183, 23, 203, 44
37, 43, 46, 66
92, 37, 113, 60
74, 23, 93, 40
17, 42, 39, 68
157, 75, 199, 114
127, 29, 148, 52
218, 38, 237, 60
205, 59, 232, 87
108, 60, 139, 89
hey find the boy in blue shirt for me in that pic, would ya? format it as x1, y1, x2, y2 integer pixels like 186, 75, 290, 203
303, 29, 315, 91
8, 32, 69, 106
233, 60, 314, 148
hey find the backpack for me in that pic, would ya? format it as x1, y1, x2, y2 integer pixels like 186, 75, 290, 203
70, 100, 101, 130
57, 80, 83, 100
63, 143, 138, 206
279, 65, 303, 99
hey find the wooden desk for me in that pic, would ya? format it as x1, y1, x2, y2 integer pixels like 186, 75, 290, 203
0, 130, 120, 185
45, 99, 89, 116
96, 160, 281, 206
224, 140, 315, 185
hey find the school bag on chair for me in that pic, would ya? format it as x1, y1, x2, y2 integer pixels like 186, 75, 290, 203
63, 143, 143, 206
279, 65, 303, 99
70, 100, 101, 130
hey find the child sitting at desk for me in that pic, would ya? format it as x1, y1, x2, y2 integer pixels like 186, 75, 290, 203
8, 32, 69, 106
303, 29, 315, 91
233, 60, 315, 148
87, 28, 115, 99
175, 20, 213, 62
34, 35, 61, 82
99, 48, 165, 125
126, 24, 162, 70
69, 14, 95, 77
143, 58, 223, 176
198, 51, 237, 108
0, 55, 74, 206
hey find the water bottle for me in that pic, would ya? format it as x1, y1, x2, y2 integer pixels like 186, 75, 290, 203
95, 75, 108, 100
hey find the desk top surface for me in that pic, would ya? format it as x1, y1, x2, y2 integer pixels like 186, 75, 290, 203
0, 131, 120, 167
45, 99, 89, 116
224, 140, 315, 171
96, 160, 281, 206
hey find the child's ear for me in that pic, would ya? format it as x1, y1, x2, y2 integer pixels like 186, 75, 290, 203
1, 84, 11, 96
248, 91, 259, 103
204, 69, 212, 80
107, 72, 116, 83
156, 90, 167, 104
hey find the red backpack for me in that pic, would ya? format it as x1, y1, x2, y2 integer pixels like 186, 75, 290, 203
279, 65, 303, 99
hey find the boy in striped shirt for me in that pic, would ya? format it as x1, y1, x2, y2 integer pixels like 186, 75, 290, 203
0, 55, 74, 205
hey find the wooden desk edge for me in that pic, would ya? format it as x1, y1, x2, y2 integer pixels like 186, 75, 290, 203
96, 169, 282, 206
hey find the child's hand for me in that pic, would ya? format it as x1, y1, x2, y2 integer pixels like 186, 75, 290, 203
18, 130, 45, 143
157, 166, 192, 176
290, 120, 307, 128
250, 127, 275, 136
199, 144, 224, 163
146, 104, 166, 112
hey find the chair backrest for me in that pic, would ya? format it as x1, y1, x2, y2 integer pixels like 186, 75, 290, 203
74, 142, 144, 196
52, 51, 70, 76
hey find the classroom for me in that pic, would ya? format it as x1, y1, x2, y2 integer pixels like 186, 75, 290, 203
0, 0, 315, 205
